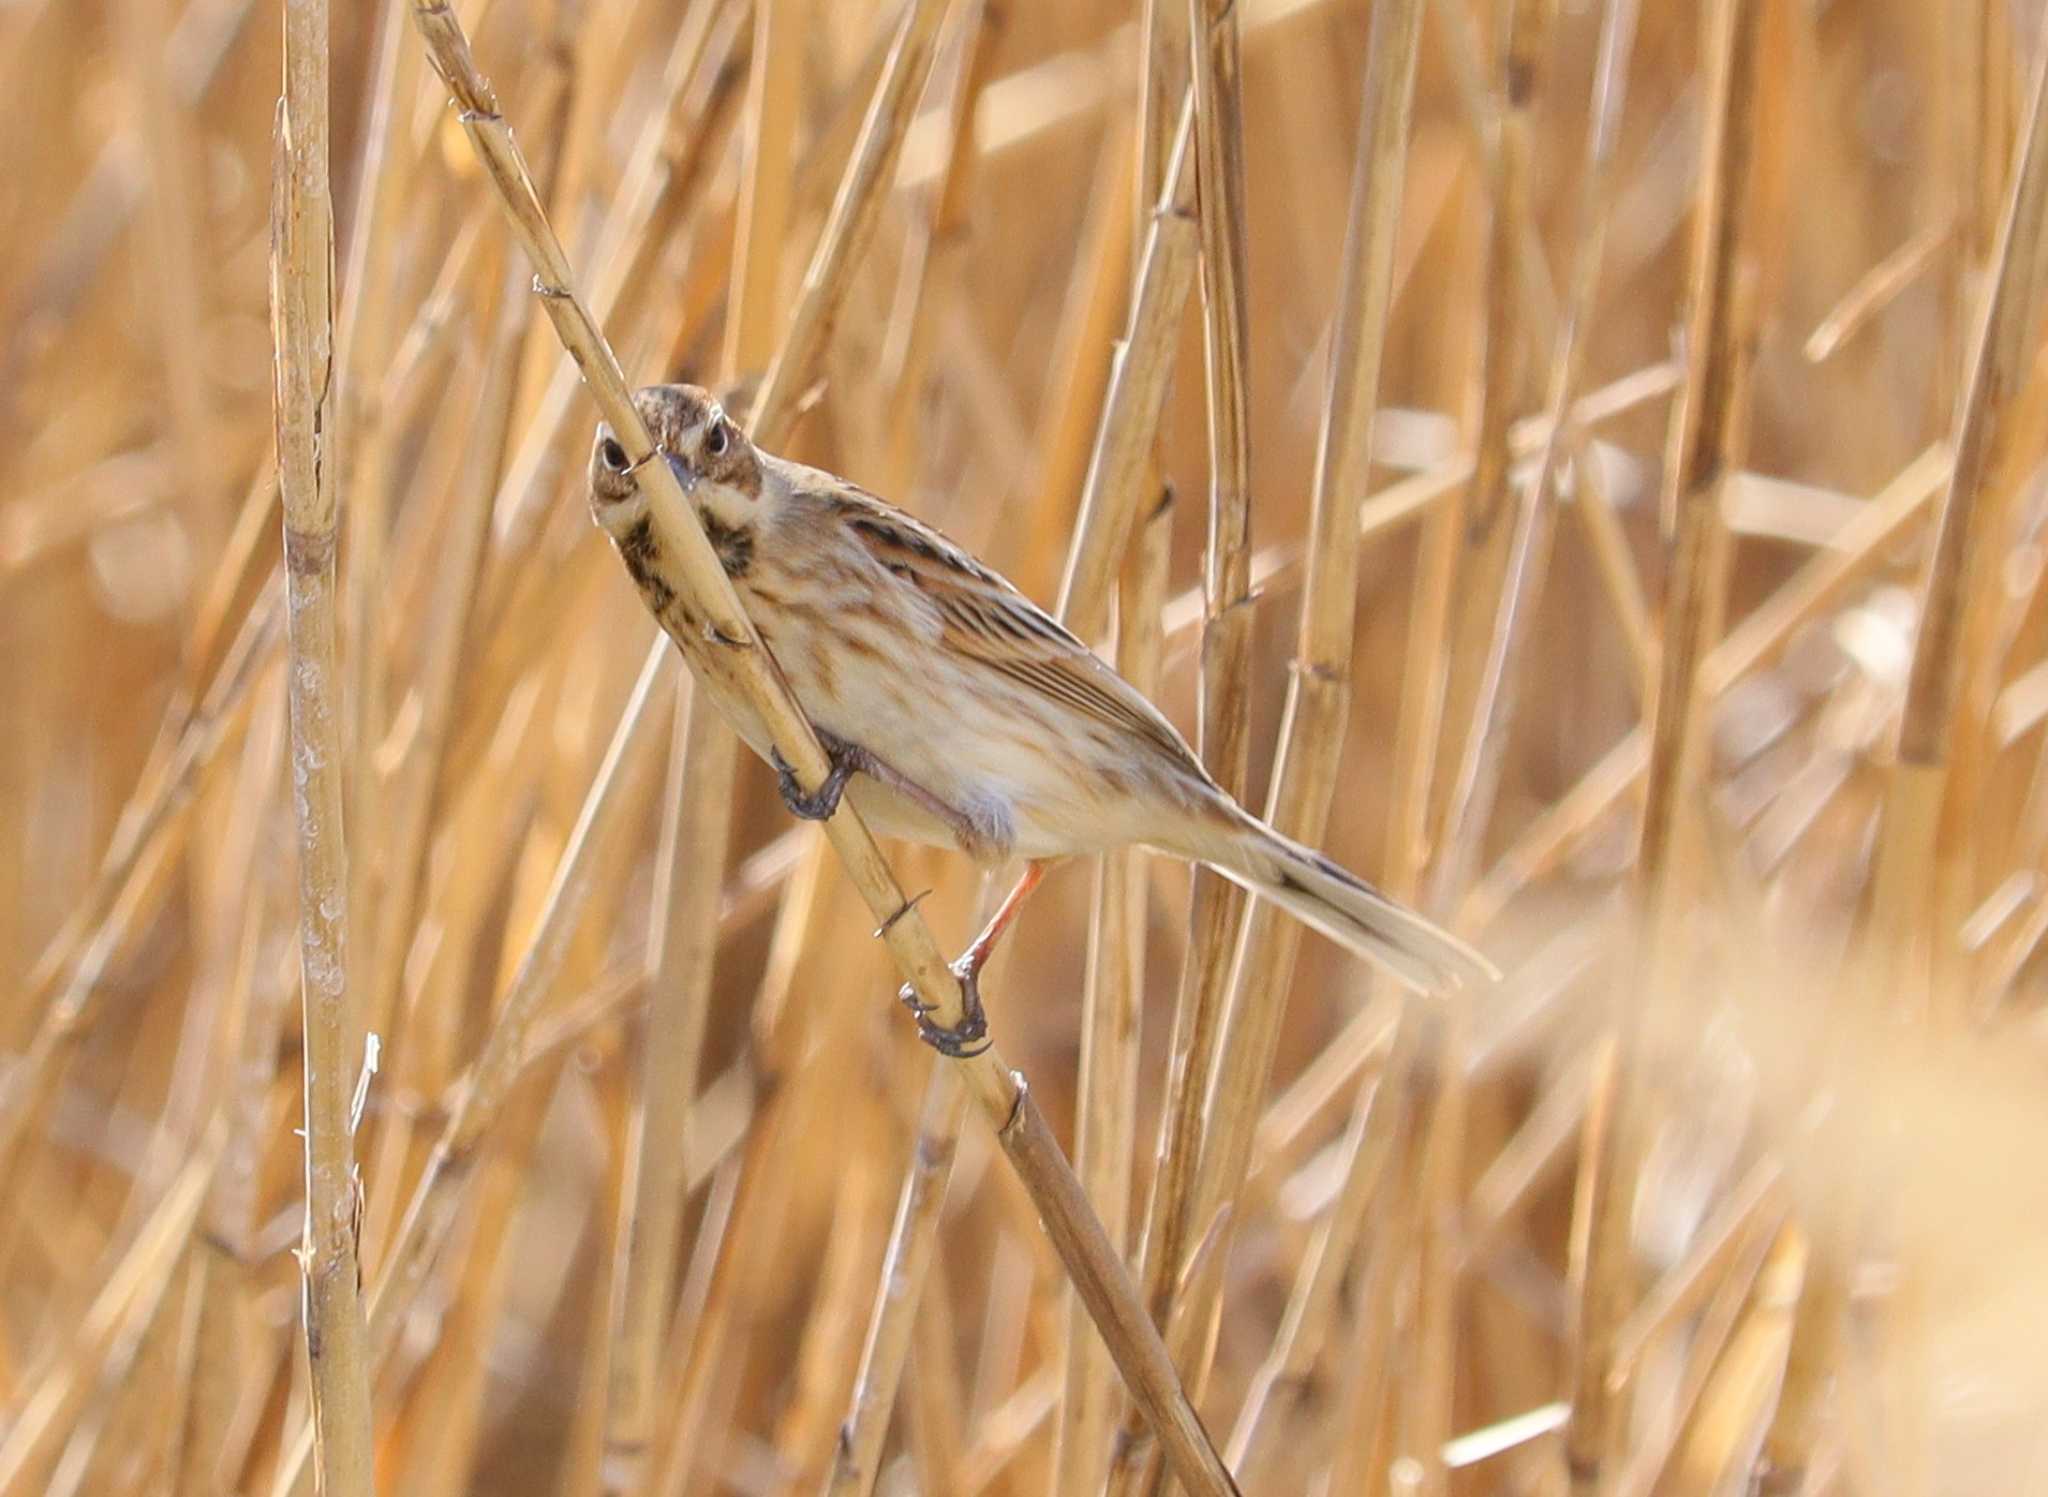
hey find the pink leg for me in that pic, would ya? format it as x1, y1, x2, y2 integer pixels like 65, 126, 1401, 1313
902, 860, 1050, 1058
959, 859, 1049, 978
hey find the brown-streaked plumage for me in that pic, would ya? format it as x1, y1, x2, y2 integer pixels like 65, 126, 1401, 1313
589, 384, 1495, 1051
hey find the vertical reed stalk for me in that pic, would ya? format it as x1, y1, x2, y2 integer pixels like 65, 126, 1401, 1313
272, 1, 373, 1487
1054, 494, 1172, 1496
603, 683, 735, 1482
1569, 1, 1768, 1486
1136, 7, 1257, 1413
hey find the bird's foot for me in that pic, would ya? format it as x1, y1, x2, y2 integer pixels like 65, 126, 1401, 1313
770, 740, 853, 821
897, 959, 990, 1059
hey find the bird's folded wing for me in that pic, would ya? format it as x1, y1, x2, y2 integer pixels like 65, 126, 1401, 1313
835, 494, 1200, 770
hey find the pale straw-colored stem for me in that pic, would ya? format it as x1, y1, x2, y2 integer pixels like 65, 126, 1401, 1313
604, 682, 736, 1483
1054, 495, 1171, 1496
273, 1, 374, 1487
1569, 1, 1769, 1486
1135, 3, 1256, 1438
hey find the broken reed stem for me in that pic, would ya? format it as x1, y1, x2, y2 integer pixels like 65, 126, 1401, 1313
273, 0, 374, 1487
403, 4, 1233, 1491
1570, 0, 1768, 1486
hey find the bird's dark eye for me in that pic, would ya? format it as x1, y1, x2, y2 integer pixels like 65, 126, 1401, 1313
704, 422, 729, 458
598, 437, 630, 473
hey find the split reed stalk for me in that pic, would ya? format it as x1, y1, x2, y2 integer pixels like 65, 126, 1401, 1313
272, 0, 374, 1488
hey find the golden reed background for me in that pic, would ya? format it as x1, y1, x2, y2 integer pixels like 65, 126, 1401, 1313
1, 0, 2044, 1492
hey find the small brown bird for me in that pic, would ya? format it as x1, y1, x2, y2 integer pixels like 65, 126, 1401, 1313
590, 384, 1494, 1053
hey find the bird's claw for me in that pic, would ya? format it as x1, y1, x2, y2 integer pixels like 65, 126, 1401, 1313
897, 960, 990, 1059
770, 743, 852, 821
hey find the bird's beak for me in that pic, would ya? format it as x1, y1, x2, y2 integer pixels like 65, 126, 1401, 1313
664, 450, 698, 495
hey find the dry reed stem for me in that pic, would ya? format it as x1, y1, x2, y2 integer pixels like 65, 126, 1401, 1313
825, 1063, 966, 1496
604, 683, 736, 1479
1643, 1226, 1804, 1497
0, 0, 259, 400
815, 17, 1011, 1481
272, 1, 374, 1486
1016, 129, 1135, 601
359, 238, 523, 1070
1342, 456, 1463, 1483
400, 4, 1233, 1491
120, 0, 212, 528
1610, 1155, 1785, 1380
1429, 0, 1641, 909
749, 0, 948, 449
726, 0, 805, 384
1804, 218, 1953, 365
1225, 1055, 1395, 1481
1136, 3, 1433, 1485
1572, 0, 1769, 1486
1055, 494, 1171, 1496
1320, 1087, 1423, 1497
0, 1130, 220, 1496
0, 585, 279, 1223
1056, 98, 1197, 644
269, 640, 672, 1497
1133, 3, 1257, 1466
1431, 0, 1544, 803
1464, 1051, 1595, 1255
11, 3, 2033, 1492
335, 0, 426, 1013
1894, 33, 2048, 937
595, 3, 769, 1479
874, 1, 1001, 488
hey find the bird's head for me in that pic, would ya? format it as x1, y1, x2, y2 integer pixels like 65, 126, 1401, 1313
588, 383, 763, 540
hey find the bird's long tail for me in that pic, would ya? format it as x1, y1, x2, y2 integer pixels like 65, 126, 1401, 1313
1165, 808, 1498, 993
